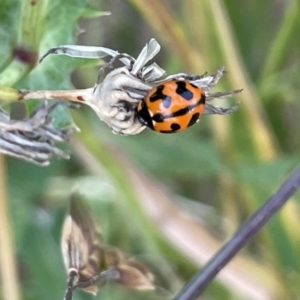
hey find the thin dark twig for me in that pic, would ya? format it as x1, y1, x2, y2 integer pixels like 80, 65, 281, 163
75, 270, 115, 289
174, 166, 300, 300
64, 270, 78, 300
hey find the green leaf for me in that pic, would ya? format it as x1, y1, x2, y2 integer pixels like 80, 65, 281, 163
0, 0, 104, 128
0, 0, 20, 70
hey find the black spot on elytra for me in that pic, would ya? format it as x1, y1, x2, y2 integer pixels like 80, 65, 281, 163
149, 85, 172, 108
159, 123, 181, 133
176, 81, 193, 100
158, 95, 205, 120
169, 106, 191, 118
149, 85, 164, 102
171, 123, 181, 131
152, 113, 165, 123
188, 113, 200, 127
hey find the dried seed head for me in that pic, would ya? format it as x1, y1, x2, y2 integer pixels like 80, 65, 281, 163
61, 194, 156, 300
0, 103, 74, 165
35, 39, 242, 135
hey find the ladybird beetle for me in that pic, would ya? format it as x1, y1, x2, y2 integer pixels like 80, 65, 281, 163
136, 79, 205, 133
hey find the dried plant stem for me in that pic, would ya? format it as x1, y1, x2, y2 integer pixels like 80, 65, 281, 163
0, 86, 94, 103
0, 155, 21, 300
18, 88, 93, 103
174, 166, 300, 300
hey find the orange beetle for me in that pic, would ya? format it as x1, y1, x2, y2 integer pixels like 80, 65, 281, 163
136, 80, 205, 133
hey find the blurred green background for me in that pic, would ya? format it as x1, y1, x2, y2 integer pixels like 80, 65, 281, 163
1, 0, 300, 299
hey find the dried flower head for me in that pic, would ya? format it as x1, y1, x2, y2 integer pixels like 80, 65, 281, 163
61, 194, 156, 300
0, 103, 74, 165
29, 39, 241, 135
